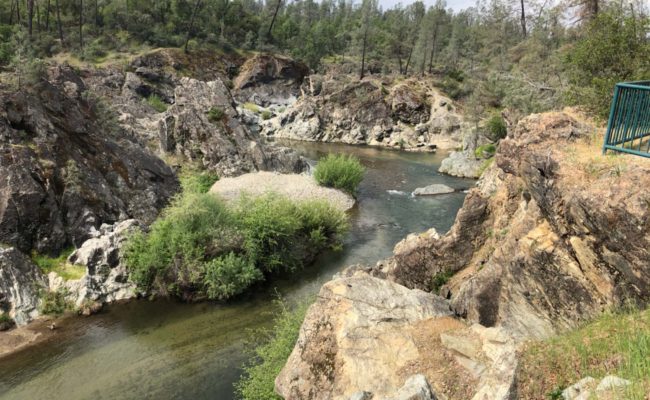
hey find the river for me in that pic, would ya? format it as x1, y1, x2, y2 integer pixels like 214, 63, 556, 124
0, 142, 472, 400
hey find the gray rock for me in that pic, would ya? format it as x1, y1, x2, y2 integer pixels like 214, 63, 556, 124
412, 184, 456, 196
562, 377, 596, 400
0, 248, 47, 325
53, 220, 141, 307
439, 151, 484, 179
595, 375, 631, 392
387, 375, 436, 400
349, 392, 373, 400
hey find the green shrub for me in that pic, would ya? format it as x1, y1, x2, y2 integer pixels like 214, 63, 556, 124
180, 170, 219, 194
146, 94, 168, 113
261, 110, 272, 120
0, 313, 13, 325
485, 114, 508, 142
313, 154, 366, 195
431, 271, 454, 294
207, 106, 225, 122
243, 102, 260, 113
124, 190, 348, 300
475, 144, 497, 159
40, 288, 74, 315
235, 298, 311, 400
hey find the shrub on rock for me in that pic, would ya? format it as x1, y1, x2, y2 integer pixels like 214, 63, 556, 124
314, 154, 365, 195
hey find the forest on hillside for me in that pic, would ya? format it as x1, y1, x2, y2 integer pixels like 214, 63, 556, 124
0, 0, 648, 118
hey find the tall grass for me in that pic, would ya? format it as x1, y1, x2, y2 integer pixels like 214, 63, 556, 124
313, 154, 365, 195
235, 297, 311, 400
517, 307, 650, 399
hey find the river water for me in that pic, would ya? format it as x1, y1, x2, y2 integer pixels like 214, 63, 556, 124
0, 142, 472, 400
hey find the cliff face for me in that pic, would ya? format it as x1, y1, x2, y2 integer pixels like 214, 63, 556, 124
277, 111, 650, 399
261, 75, 467, 152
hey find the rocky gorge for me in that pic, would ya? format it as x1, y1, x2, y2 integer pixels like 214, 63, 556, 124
275, 111, 650, 399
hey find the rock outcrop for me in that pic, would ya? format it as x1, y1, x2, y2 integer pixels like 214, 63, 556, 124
386, 111, 650, 339
234, 54, 310, 106
49, 219, 140, 308
85, 51, 307, 177
0, 248, 47, 325
278, 111, 650, 399
262, 76, 467, 152
0, 66, 178, 255
438, 151, 485, 178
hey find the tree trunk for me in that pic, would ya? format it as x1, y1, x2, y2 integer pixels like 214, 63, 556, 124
428, 23, 439, 74
520, 0, 527, 37
184, 0, 202, 54
15, 0, 21, 24
45, 0, 50, 31
267, 0, 282, 39
95, 0, 98, 27
9, 0, 15, 25
55, 0, 63, 44
79, 0, 83, 49
36, 1, 41, 35
396, 44, 403, 75
359, 25, 368, 80
28, 0, 34, 38
404, 46, 414, 75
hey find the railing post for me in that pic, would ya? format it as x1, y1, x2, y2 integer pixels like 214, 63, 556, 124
603, 84, 621, 155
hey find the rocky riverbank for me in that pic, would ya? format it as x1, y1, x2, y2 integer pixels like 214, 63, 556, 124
275, 111, 650, 399
0, 49, 311, 330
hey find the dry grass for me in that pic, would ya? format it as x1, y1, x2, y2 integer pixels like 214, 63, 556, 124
516, 308, 650, 399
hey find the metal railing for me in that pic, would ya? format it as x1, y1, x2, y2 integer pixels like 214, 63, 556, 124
603, 81, 650, 158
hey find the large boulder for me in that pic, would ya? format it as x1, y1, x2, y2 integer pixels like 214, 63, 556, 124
0, 67, 178, 254
275, 273, 455, 400
438, 151, 484, 179
0, 248, 47, 325
49, 219, 141, 308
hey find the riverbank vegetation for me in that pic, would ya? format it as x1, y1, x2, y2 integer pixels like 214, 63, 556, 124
235, 298, 311, 400
124, 173, 349, 301
517, 307, 650, 399
314, 154, 365, 195
31, 249, 86, 281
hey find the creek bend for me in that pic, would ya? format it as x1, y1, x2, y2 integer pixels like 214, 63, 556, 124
0, 142, 472, 400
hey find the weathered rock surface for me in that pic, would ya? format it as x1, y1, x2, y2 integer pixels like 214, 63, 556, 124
210, 171, 355, 212
276, 273, 454, 400
0, 248, 47, 325
85, 52, 307, 177
562, 375, 632, 400
234, 54, 310, 106
0, 67, 178, 254
262, 76, 467, 152
49, 220, 140, 308
385, 111, 650, 339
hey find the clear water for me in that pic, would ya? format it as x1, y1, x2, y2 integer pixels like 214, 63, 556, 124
0, 142, 473, 400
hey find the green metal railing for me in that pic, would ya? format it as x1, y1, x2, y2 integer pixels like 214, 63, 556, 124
603, 81, 650, 158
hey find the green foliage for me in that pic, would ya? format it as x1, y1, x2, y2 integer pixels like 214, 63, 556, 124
40, 289, 74, 316
565, 12, 650, 118
313, 154, 366, 195
146, 94, 168, 113
485, 114, 508, 142
235, 298, 311, 400
180, 170, 220, 194
517, 307, 650, 399
242, 103, 260, 113
207, 106, 226, 123
0, 313, 13, 325
32, 249, 86, 281
124, 188, 348, 300
475, 144, 497, 159
261, 110, 272, 120
431, 270, 454, 294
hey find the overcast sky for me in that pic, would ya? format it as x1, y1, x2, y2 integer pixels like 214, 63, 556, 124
377, 0, 478, 12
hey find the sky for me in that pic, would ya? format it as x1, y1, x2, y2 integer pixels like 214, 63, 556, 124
378, 0, 478, 12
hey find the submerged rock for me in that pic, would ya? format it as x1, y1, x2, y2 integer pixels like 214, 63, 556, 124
412, 184, 457, 196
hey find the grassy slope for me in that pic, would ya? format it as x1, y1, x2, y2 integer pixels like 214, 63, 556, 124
517, 308, 650, 399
